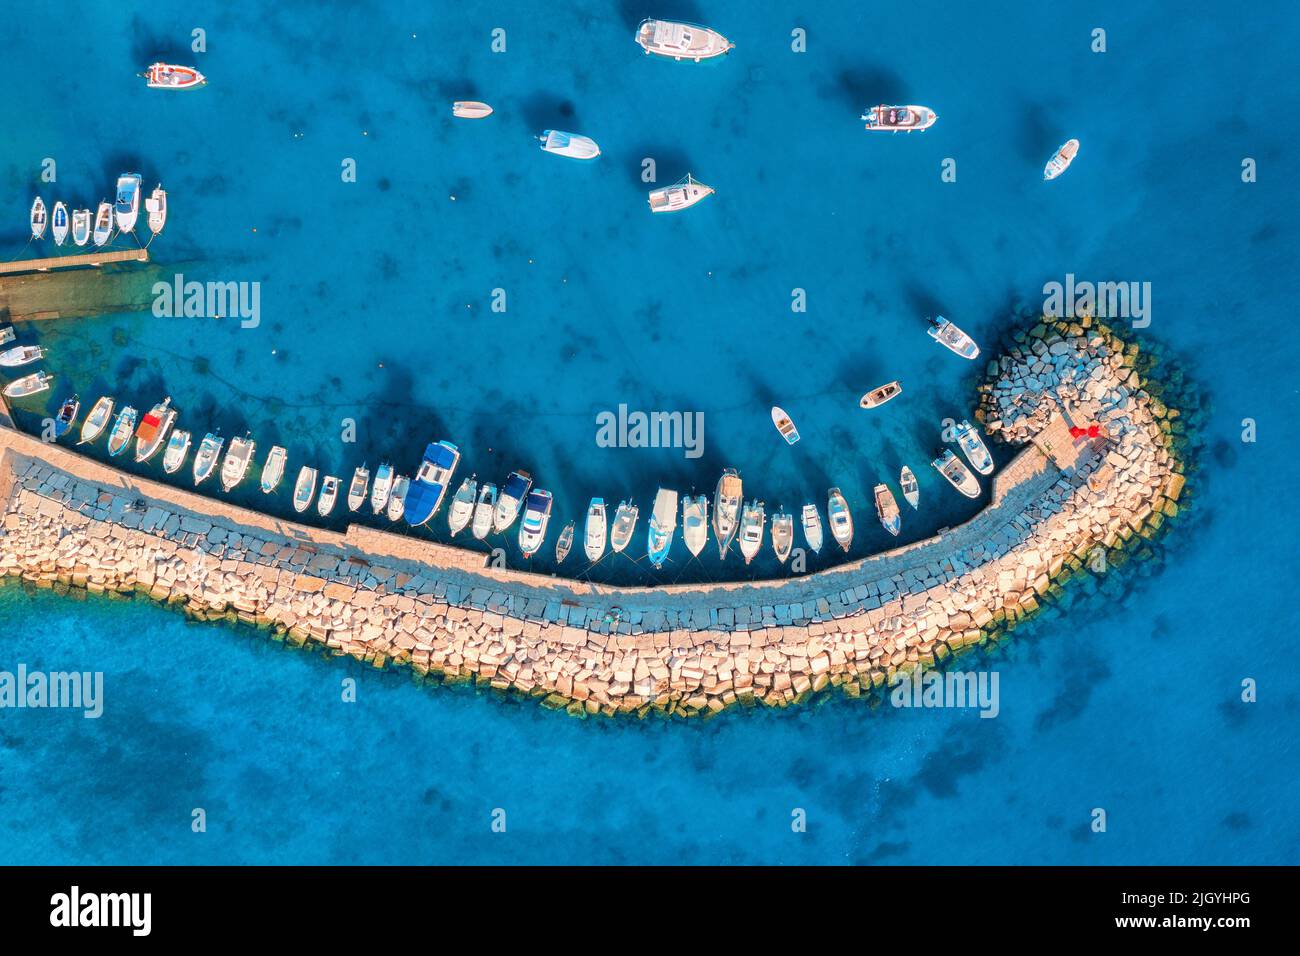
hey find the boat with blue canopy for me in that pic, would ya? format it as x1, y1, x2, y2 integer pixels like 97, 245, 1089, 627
404, 440, 461, 527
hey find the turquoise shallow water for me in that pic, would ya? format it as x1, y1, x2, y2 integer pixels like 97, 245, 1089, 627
2, 1, 1299, 863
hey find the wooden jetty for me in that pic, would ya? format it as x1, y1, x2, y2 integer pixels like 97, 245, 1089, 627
0, 248, 149, 276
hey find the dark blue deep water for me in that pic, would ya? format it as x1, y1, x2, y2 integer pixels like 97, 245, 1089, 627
1, 1, 1297, 863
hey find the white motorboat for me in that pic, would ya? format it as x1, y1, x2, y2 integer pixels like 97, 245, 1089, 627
162, 430, 191, 473
713, 469, 743, 559
538, 130, 601, 160
71, 208, 91, 246
494, 470, 532, 533
874, 484, 901, 536
106, 405, 138, 457
114, 173, 143, 233
771, 509, 794, 563
346, 464, 370, 511
386, 475, 410, 522
317, 475, 340, 516
738, 500, 766, 566
0, 327, 12, 346
647, 488, 679, 568
932, 449, 981, 498
518, 489, 553, 557
635, 18, 733, 60
293, 467, 317, 513
771, 406, 800, 445
143, 62, 206, 89
827, 487, 854, 552
370, 463, 394, 514
0, 345, 44, 368
584, 497, 607, 562
30, 197, 47, 239
192, 432, 224, 485
92, 201, 113, 246
610, 500, 638, 553
928, 315, 980, 359
133, 397, 176, 463
900, 466, 920, 508
955, 420, 994, 475
78, 396, 113, 444
801, 504, 823, 554
261, 446, 287, 493
862, 104, 938, 132
648, 174, 714, 213
860, 381, 902, 409
51, 202, 69, 245
1044, 139, 1080, 181
555, 521, 575, 563
448, 476, 476, 536
452, 100, 493, 119
3, 371, 52, 399
220, 436, 256, 491
471, 482, 496, 539
145, 185, 167, 235
682, 494, 709, 557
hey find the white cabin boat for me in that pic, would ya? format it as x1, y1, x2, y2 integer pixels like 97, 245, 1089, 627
0, 345, 44, 368
713, 469, 743, 559
860, 381, 902, 409
801, 504, 823, 554
261, 446, 287, 493
494, 470, 532, 533
144, 62, 206, 89
452, 100, 493, 119
317, 475, 340, 516
448, 476, 477, 536
647, 488, 679, 568
78, 396, 113, 444
584, 497, 607, 562
162, 430, 191, 474
386, 475, 410, 522
682, 495, 708, 557
610, 500, 638, 553
293, 466, 317, 513
51, 202, 69, 245
92, 201, 113, 246
771, 406, 800, 445
738, 500, 766, 566
874, 484, 901, 536
928, 315, 980, 359
900, 466, 920, 508
1044, 139, 1080, 181
370, 463, 394, 513
346, 465, 370, 511
862, 104, 937, 132
3, 371, 52, 399
771, 510, 794, 563
648, 174, 714, 213
555, 521, 575, 563
955, 420, 994, 475
71, 208, 91, 246
114, 174, 143, 233
192, 433, 223, 485
106, 406, 137, 457
146, 185, 167, 235
133, 397, 176, 463
471, 483, 496, 539
932, 449, 981, 498
30, 197, 46, 240
518, 489, 553, 557
635, 19, 733, 60
220, 436, 255, 491
538, 130, 600, 160
827, 487, 854, 552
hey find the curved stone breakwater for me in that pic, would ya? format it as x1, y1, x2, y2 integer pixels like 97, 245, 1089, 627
0, 318, 1185, 717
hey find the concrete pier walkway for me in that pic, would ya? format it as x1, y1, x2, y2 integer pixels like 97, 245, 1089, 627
0, 248, 148, 275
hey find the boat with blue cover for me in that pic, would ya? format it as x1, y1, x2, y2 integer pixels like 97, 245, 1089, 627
404, 440, 461, 527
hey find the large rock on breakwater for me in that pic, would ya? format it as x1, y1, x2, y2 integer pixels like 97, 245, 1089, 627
0, 318, 1185, 717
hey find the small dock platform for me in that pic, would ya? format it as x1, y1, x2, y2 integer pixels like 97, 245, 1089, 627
0, 248, 149, 276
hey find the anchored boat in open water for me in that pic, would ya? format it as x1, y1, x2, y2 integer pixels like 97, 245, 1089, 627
860, 381, 902, 409
771, 406, 800, 445
648, 174, 714, 213
928, 315, 980, 359
635, 19, 733, 60
1044, 139, 1080, 181
538, 130, 600, 160
452, 100, 493, 119
144, 62, 206, 89
862, 104, 938, 132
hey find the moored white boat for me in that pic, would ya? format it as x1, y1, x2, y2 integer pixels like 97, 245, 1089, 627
471, 482, 496, 539
955, 420, 994, 475
71, 209, 91, 246
317, 475, 340, 516
448, 476, 477, 536
370, 463, 394, 514
220, 436, 255, 492
538, 130, 600, 160
713, 469, 743, 559
404, 440, 460, 527
610, 500, 638, 553
738, 500, 766, 566
133, 397, 176, 463
106, 406, 138, 457
874, 484, 901, 536
1044, 139, 1080, 181
452, 100, 493, 119
0, 345, 44, 368
386, 475, 410, 522
144, 62, 206, 89
928, 315, 980, 359
932, 448, 981, 498
261, 446, 287, 493
146, 185, 167, 235
114, 173, 142, 232
79, 396, 113, 444
771, 406, 800, 445
346, 465, 370, 511
635, 19, 733, 60
682, 494, 708, 557
192, 432, 223, 485
860, 380, 902, 409
51, 202, 69, 245
292, 466, 317, 513
900, 466, 920, 508
162, 430, 191, 474
555, 521, 575, 563
801, 503, 823, 554
30, 197, 47, 240
494, 470, 532, 533
92, 201, 113, 246
518, 489, 553, 557
862, 104, 938, 132
827, 487, 854, 552
53, 395, 79, 438
771, 509, 794, 564
584, 497, 607, 562
647, 488, 679, 568
648, 174, 714, 213
0, 327, 12, 346
4, 371, 53, 399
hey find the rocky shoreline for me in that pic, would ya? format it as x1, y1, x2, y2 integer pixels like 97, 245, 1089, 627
0, 317, 1186, 717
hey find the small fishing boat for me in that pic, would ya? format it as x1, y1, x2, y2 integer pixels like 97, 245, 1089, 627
647, 488, 679, 568
713, 469, 743, 559
30, 197, 47, 239
386, 475, 410, 522
648, 174, 714, 213
738, 500, 766, 566
261, 446, 287, 493
78, 397, 113, 444
955, 420, 994, 475
162, 430, 191, 474
0, 327, 13, 346
900, 466, 920, 509
771, 406, 800, 445
860, 381, 902, 409
145, 185, 167, 235
0, 345, 44, 368
71, 208, 91, 246
452, 100, 493, 119
518, 489, 553, 557
133, 397, 176, 463
874, 484, 901, 536
144, 62, 206, 89
92, 201, 113, 246
494, 470, 532, 533
447, 476, 477, 536
53, 395, 79, 438
928, 316, 980, 359
3, 371, 52, 399
827, 487, 854, 552
538, 130, 601, 160
292, 466, 318, 513
404, 440, 460, 527
862, 104, 938, 132
370, 463, 394, 514
635, 18, 733, 60
682, 495, 709, 557
932, 449, 981, 499
106, 406, 138, 457
51, 202, 69, 245
471, 483, 497, 539
317, 475, 340, 516
192, 432, 224, 485
114, 174, 143, 232
584, 497, 607, 562
220, 436, 256, 491
555, 521, 575, 563
1044, 139, 1080, 181
610, 500, 639, 553
801, 503, 824, 554
346, 464, 370, 511
771, 509, 794, 563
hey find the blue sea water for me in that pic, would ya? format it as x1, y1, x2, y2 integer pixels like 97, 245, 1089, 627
1, 1, 1298, 864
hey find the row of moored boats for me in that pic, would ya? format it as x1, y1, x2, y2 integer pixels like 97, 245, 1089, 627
28, 173, 167, 247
